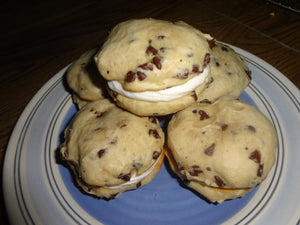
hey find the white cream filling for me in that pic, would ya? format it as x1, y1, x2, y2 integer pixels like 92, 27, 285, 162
108, 66, 210, 102
104, 152, 162, 189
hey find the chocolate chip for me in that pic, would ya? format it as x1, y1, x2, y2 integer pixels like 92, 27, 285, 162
249, 150, 261, 163
110, 137, 117, 144
199, 110, 210, 120
125, 71, 136, 82
149, 116, 157, 124
192, 64, 200, 73
159, 47, 165, 52
189, 165, 203, 176
106, 70, 110, 74
203, 53, 211, 67
216, 62, 220, 67
191, 91, 198, 101
138, 62, 153, 71
136, 181, 142, 188
257, 164, 263, 177
149, 129, 161, 139
199, 99, 212, 104
206, 77, 214, 89
120, 124, 127, 128
215, 176, 226, 187
137, 71, 147, 81
221, 46, 229, 52
221, 124, 228, 131
157, 35, 165, 40
208, 77, 214, 85
152, 151, 160, 160
192, 109, 197, 114
118, 173, 131, 181
177, 68, 189, 79
206, 167, 211, 171
204, 143, 215, 156
96, 111, 106, 118
207, 38, 216, 49
153, 56, 163, 69
146, 45, 158, 55
246, 125, 256, 133
108, 193, 119, 200
97, 149, 106, 158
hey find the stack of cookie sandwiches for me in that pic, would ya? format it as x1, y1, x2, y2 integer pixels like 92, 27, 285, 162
61, 18, 277, 202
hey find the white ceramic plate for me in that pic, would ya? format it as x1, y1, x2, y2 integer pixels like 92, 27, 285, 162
3, 45, 300, 225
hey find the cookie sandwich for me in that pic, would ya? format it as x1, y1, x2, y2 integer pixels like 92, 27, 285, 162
94, 18, 214, 116
197, 42, 251, 103
66, 48, 107, 108
166, 98, 278, 203
60, 99, 165, 199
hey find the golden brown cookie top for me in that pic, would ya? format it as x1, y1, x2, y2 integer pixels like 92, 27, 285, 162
167, 99, 277, 189
60, 99, 165, 187
95, 18, 213, 92
198, 42, 251, 103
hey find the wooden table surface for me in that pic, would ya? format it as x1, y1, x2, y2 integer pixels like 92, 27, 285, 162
1, 0, 299, 224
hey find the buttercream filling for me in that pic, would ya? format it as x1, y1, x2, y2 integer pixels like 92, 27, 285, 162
108, 66, 210, 102
104, 152, 162, 189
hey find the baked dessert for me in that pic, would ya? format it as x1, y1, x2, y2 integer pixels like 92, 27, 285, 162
198, 42, 251, 103
166, 98, 278, 203
60, 99, 165, 199
94, 18, 214, 116
66, 48, 107, 108
61, 18, 279, 204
